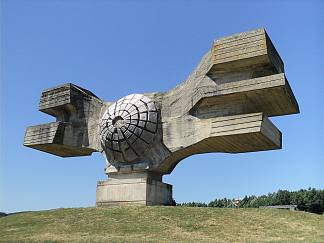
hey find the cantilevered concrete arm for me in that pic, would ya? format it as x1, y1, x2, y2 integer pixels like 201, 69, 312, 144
24, 28, 299, 206
24, 83, 104, 157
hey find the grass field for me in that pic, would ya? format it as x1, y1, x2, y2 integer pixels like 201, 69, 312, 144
1, 206, 323, 242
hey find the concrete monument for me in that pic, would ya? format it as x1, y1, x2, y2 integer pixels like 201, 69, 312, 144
24, 29, 299, 206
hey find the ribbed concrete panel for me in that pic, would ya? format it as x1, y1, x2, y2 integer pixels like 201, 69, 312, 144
190, 73, 299, 118
24, 122, 64, 145
24, 122, 96, 157
207, 28, 284, 76
159, 112, 281, 174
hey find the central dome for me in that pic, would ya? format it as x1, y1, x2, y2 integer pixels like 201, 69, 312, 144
100, 94, 158, 163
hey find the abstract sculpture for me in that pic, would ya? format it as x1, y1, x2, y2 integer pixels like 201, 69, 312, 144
24, 29, 299, 206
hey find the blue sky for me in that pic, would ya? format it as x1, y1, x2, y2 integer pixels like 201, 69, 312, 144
1, 0, 323, 213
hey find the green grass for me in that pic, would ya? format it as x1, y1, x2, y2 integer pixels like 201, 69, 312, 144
1, 206, 324, 242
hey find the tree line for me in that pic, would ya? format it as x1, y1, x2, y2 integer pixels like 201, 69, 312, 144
176, 188, 324, 214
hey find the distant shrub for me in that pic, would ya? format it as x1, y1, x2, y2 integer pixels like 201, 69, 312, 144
176, 188, 324, 214
177, 202, 208, 207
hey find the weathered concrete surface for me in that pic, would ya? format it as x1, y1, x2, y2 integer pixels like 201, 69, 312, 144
24, 83, 103, 157
100, 94, 159, 164
96, 173, 172, 206
24, 28, 299, 206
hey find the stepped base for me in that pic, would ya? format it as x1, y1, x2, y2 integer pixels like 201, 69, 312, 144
96, 172, 172, 206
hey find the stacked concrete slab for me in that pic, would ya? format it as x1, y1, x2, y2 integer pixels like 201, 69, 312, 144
24, 28, 299, 206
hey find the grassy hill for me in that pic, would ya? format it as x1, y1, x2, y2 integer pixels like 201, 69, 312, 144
1, 206, 323, 242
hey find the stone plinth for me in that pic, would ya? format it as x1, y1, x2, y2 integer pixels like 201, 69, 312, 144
96, 173, 172, 206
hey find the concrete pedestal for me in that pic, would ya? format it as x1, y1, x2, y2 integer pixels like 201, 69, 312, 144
96, 172, 172, 206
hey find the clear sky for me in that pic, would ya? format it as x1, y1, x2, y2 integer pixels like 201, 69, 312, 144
1, 0, 323, 213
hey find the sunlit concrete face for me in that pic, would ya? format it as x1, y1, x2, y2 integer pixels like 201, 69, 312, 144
100, 94, 159, 164
24, 28, 299, 206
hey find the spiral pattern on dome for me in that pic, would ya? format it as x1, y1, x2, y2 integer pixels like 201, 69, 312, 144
100, 94, 158, 163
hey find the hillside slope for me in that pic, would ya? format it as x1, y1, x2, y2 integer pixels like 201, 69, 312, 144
1, 206, 323, 242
